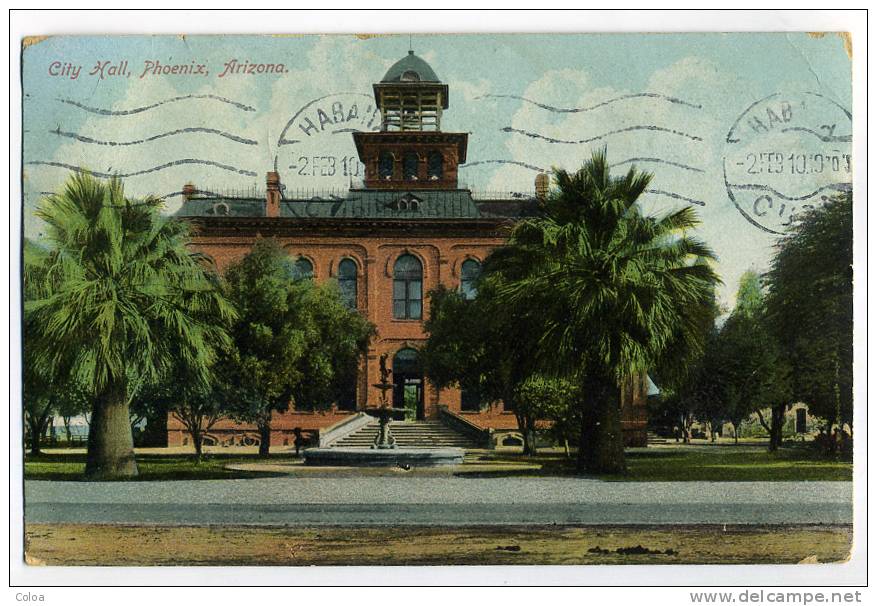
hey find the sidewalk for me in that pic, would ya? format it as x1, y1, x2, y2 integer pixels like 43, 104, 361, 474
25, 476, 852, 526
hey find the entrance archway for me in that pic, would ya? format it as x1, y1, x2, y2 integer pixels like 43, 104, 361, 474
392, 348, 423, 421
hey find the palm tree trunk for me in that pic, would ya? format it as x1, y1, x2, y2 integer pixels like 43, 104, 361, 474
575, 386, 597, 473
587, 380, 626, 474
85, 382, 138, 479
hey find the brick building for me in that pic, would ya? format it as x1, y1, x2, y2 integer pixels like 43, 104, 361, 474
167, 51, 648, 449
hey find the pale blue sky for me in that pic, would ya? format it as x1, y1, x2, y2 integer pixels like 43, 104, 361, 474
22, 33, 852, 306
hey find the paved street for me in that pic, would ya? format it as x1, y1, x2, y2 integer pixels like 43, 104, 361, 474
25, 477, 852, 526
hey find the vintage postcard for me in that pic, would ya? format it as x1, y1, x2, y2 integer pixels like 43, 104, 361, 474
13, 14, 864, 588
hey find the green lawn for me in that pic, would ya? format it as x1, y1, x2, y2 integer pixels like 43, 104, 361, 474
463, 445, 852, 481
24, 444, 852, 482
620, 447, 852, 481
24, 452, 298, 481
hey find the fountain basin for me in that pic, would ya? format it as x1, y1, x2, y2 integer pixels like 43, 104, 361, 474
303, 447, 465, 467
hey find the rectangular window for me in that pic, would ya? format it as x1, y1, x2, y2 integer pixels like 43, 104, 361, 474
338, 382, 357, 411
393, 278, 423, 319
460, 387, 480, 412
393, 280, 407, 319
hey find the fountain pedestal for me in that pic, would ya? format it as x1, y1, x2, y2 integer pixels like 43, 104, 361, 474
370, 406, 396, 449
366, 372, 397, 449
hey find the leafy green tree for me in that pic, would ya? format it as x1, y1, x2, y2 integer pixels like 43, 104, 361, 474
651, 272, 722, 444
484, 150, 720, 473
514, 375, 579, 454
223, 239, 374, 457
24, 172, 235, 478
55, 385, 90, 445
134, 361, 229, 462
718, 272, 792, 451
23, 239, 56, 455
420, 282, 544, 454
765, 192, 853, 440
23, 381, 54, 456
681, 328, 724, 442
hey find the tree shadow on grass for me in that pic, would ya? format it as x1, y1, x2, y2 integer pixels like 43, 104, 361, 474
24, 452, 294, 482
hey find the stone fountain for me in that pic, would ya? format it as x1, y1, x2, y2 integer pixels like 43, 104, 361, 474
368, 356, 397, 449
303, 353, 464, 467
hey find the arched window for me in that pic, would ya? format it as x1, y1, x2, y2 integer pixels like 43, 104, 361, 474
291, 257, 313, 281
460, 259, 481, 300
379, 151, 394, 180
393, 254, 423, 319
427, 151, 443, 180
403, 152, 419, 181
338, 258, 358, 309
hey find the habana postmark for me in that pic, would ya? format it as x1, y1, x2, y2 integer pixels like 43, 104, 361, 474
723, 92, 852, 235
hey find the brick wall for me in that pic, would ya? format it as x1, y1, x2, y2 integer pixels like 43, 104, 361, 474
169, 214, 648, 448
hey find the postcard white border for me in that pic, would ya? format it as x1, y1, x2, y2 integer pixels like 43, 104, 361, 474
6, 7, 869, 592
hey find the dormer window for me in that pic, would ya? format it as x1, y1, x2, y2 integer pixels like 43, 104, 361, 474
401, 70, 421, 82
387, 193, 422, 212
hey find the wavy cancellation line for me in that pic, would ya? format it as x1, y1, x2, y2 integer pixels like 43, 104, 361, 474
57, 93, 257, 116
463, 158, 704, 174
25, 159, 258, 179
475, 92, 703, 113
610, 157, 704, 173
643, 189, 705, 206
462, 159, 548, 172
51, 127, 259, 146
725, 181, 852, 201
459, 161, 705, 206
37, 188, 227, 200
780, 127, 852, 143
502, 125, 703, 144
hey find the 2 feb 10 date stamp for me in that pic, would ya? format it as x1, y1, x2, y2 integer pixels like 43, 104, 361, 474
722, 91, 851, 235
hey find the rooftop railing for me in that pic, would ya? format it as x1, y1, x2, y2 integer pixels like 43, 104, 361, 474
190, 185, 536, 202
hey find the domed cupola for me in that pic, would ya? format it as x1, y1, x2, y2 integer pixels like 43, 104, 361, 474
381, 50, 441, 83
373, 51, 450, 132
353, 50, 466, 190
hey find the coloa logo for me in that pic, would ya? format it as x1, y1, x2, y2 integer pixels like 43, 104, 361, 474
16, 593, 45, 602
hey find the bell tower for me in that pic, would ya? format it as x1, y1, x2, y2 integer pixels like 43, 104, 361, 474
353, 51, 468, 190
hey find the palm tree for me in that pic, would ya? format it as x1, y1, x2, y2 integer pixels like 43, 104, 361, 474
24, 172, 235, 479
484, 150, 720, 474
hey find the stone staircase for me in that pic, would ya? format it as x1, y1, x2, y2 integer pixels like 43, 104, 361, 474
330, 419, 481, 449
647, 431, 669, 445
